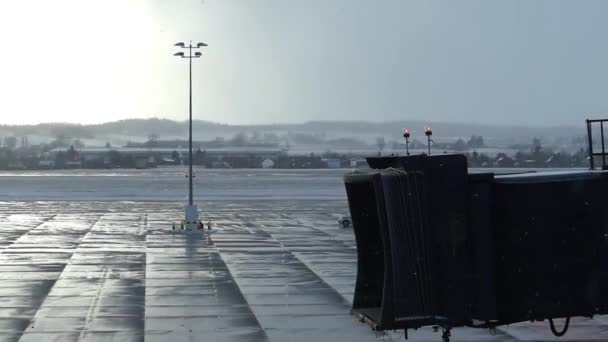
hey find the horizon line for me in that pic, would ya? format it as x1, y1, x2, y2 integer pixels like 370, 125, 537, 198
0, 117, 585, 129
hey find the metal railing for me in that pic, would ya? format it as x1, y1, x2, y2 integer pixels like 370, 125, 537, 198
586, 119, 608, 170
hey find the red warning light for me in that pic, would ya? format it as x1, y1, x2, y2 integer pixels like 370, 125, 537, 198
424, 124, 433, 136
403, 128, 410, 138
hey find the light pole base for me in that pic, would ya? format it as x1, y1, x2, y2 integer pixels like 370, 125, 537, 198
184, 205, 198, 231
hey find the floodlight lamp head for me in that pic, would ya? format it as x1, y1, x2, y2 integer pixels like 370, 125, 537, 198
403, 128, 410, 139
174, 42, 185, 47
197, 42, 208, 47
173, 52, 184, 57
195, 52, 202, 56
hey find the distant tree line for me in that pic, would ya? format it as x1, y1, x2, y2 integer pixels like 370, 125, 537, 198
128, 131, 285, 149
0, 132, 594, 170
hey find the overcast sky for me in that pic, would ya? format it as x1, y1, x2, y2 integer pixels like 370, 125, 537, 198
0, 0, 606, 126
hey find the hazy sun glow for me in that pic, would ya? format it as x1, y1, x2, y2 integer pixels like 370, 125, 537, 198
0, 0, 165, 124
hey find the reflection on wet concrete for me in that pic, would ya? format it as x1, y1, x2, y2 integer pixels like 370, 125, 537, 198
0, 201, 605, 341
146, 211, 267, 342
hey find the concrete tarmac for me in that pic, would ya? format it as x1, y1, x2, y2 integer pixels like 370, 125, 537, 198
0, 200, 605, 341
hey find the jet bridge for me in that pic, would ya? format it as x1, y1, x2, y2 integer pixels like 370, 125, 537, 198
345, 128, 608, 340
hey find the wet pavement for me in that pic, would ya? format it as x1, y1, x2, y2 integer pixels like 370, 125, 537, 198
0, 200, 606, 341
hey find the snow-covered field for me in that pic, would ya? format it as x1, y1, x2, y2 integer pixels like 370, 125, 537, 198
0, 169, 605, 341
0, 168, 347, 201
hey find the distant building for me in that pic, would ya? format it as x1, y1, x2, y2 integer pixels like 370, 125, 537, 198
324, 158, 342, 168
134, 157, 148, 169
64, 161, 81, 169
38, 160, 54, 169
494, 156, 514, 168
7, 160, 25, 170
212, 161, 231, 168
350, 158, 368, 168
261, 158, 275, 169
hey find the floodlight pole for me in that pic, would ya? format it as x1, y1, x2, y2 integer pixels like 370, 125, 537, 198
174, 41, 207, 230
188, 44, 193, 206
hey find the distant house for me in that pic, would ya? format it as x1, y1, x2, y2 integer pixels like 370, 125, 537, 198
160, 158, 176, 165
211, 161, 231, 168
38, 160, 54, 169
261, 158, 275, 169
324, 158, 341, 168
545, 154, 564, 168
7, 161, 25, 170
103, 156, 112, 167
494, 156, 514, 168
350, 158, 367, 168
64, 161, 81, 169
134, 157, 148, 169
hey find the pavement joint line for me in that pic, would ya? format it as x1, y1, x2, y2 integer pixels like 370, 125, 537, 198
77, 269, 109, 341
18, 213, 104, 340
141, 212, 148, 338
214, 218, 366, 339
0, 214, 56, 255
250, 222, 353, 307
280, 219, 531, 341
144, 214, 269, 340
245, 219, 526, 342
205, 228, 271, 341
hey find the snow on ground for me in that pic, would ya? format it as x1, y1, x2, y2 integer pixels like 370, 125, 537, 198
0, 168, 348, 201
0, 171, 605, 341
